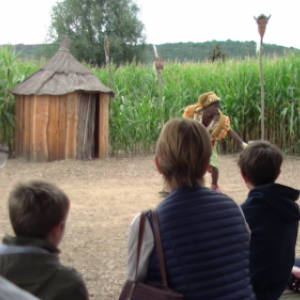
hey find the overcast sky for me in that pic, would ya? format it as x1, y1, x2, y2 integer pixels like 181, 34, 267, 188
0, 0, 299, 48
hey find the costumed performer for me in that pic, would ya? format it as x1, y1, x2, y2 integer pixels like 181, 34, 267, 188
184, 91, 248, 192
159, 91, 247, 195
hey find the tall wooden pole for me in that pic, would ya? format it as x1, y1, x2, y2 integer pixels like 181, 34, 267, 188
259, 37, 265, 140
153, 45, 165, 124
104, 35, 112, 88
254, 14, 271, 140
153, 46, 164, 104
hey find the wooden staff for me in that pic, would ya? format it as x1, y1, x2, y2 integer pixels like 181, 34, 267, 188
153, 45, 164, 105
104, 35, 112, 88
254, 14, 271, 140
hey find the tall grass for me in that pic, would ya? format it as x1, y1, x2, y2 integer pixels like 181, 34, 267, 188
2, 51, 300, 155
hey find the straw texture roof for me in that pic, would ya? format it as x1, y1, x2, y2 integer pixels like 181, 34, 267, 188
11, 36, 114, 97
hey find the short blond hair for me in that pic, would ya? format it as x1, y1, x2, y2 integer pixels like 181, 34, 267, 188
8, 180, 70, 239
156, 118, 211, 189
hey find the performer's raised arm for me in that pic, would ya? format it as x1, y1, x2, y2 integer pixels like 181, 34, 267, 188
228, 130, 248, 149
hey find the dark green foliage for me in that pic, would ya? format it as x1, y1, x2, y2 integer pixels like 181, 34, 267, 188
13, 40, 298, 63
48, 0, 146, 66
143, 40, 299, 63
206, 43, 228, 62
14, 44, 59, 61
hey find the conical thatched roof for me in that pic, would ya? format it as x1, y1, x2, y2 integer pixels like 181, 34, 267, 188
11, 36, 114, 97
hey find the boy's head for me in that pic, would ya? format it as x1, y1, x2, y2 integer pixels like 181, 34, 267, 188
8, 180, 70, 246
238, 140, 282, 187
155, 118, 211, 189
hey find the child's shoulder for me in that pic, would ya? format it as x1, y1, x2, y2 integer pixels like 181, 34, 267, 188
54, 264, 88, 297
56, 264, 84, 282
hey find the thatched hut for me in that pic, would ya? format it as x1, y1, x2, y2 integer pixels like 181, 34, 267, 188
11, 37, 114, 162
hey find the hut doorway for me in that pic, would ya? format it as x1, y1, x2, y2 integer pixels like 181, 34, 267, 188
76, 92, 109, 160
77, 93, 98, 160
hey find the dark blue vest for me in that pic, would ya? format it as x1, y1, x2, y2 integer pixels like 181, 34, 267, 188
147, 187, 256, 300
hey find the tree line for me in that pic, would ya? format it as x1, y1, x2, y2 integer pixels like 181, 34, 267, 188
14, 41, 298, 64
11, 0, 299, 65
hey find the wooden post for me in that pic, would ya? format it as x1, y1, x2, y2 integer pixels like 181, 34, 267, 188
66, 93, 78, 159
30, 95, 38, 161
259, 37, 265, 140
18, 96, 25, 158
104, 35, 112, 88
14, 95, 21, 157
47, 97, 59, 161
98, 93, 109, 159
23, 96, 31, 160
254, 14, 271, 140
153, 45, 165, 125
58, 95, 67, 160
38, 96, 50, 161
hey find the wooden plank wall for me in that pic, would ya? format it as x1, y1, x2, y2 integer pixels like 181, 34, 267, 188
88, 95, 97, 158
58, 96, 67, 160
65, 93, 78, 159
15, 93, 79, 162
23, 96, 31, 160
76, 94, 89, 160
14, 92, 110, 162
37, 96, 49, 161
14, 95, 22, 157
98, 93, 109, 159
47, 97, 59, 161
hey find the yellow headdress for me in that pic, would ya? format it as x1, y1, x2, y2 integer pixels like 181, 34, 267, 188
183, 92, 220, 118
182, 92, 230, 141
198, 92, 220, 109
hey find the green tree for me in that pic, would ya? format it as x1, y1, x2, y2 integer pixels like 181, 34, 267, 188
49, 0, 146, 65
206, 44, 228, 62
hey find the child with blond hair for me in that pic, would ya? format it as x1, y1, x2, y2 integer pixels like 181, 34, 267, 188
127, 118, 256, 300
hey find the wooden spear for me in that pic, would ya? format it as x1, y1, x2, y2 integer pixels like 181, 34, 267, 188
153, 45, 164, 104
254, 14, 271, 140
153, 45, 165, 124
104, 35, 112, 87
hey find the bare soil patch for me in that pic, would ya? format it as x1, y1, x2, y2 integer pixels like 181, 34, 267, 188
0, 154, 300, 299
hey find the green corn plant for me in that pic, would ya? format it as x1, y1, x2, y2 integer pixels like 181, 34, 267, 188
7, 51, 300, 156
0, 46, 21, 150
0, 46, 41, 151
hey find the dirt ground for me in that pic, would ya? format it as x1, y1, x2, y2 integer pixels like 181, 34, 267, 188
1, 154, 300, 299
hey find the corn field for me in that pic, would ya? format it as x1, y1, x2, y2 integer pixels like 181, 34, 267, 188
92, 55, 300, 155
1, 47, 300, 156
